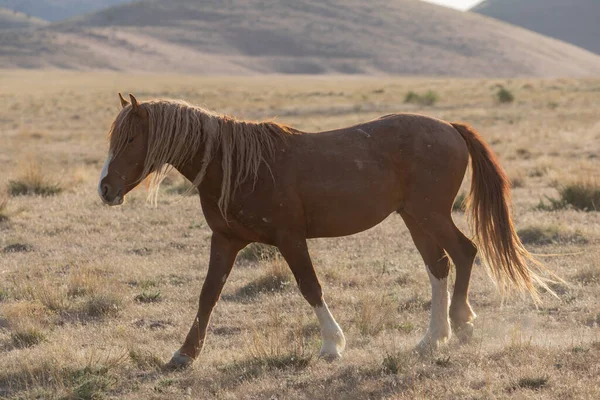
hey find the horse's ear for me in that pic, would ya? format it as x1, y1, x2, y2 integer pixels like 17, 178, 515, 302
129, 93, 147, 118
129, 93, 139, 111
118, 92, 129, 108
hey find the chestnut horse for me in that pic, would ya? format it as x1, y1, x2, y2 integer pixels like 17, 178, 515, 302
99, 93, 553, 368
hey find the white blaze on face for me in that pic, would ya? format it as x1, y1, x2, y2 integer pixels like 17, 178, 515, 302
418, 267, 451, 350
313, 301, 346, 358
98, 151, 113, 199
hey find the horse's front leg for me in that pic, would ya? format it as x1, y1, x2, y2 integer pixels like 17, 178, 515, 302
167, 232, 247, 368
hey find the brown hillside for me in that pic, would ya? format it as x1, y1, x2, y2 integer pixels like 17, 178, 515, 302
473, 0, 600, 55
1, 0, 600, 77
0, 7, 47, 29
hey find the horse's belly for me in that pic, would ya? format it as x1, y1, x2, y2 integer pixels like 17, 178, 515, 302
304, 186, 400, 238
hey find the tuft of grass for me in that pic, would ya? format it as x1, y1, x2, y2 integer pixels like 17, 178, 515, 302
68, 269, 102, 298
8, 162, 62, 197
235, 259, 292, 299
3, 243, 33, 253
67, 366, 117, 400
134, 291, 162, 303
517, 225, 587, 246
238, 243, 281, 262
355, 294, 397, 336
572, 266, 600, 285
510, 173, 525, 188
404, 90, 439, 106
128, 349, 163, 370
164, 177, 198, 196
435, 356, 452, 367
452, 192, 467, 212
220, 354, 311, 382
382, 353, 403, 375
82, 292, 122, 318
496, 87, 515, 103
0, 195, 9, 222
11, 326, 46, 349
36, 283, 69, 312
395, 321, 415, 334
512, 375, 549, 391
537, 181, 600, 211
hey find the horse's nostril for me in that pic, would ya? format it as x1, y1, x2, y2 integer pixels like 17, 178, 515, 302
102, 183, 109, 197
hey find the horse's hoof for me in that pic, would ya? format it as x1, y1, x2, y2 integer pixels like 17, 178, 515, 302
165, 350, 194, 370
319, 348, 342, 361
455, 322, 474, 343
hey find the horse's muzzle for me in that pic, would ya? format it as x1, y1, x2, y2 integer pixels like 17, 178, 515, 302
99, 181, 123, 206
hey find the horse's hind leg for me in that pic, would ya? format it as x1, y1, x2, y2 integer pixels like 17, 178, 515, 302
403, 208, 478, 342
399, 211, 452, 351
276, 233, 345, 359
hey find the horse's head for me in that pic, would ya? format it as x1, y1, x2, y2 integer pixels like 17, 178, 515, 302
98, 93, 150, 206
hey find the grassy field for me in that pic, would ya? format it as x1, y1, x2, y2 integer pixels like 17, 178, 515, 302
0, 70, 599, 399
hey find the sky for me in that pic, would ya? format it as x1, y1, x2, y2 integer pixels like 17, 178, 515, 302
423, 0, 483, 11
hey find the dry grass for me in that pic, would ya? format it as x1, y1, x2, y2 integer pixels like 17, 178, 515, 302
7, 161, 62, 197
517, 224, 588, 245
404, 90, 439, 106
539, 181, 600, 211
0, 72, 599, 399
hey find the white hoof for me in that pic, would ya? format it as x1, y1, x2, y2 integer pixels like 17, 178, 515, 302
319, 331, 346, 360
455, 322, 474, 344
166, 350, 194, 369
416, 327, 451, 353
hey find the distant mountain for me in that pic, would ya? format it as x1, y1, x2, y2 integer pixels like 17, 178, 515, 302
472, 0, 600, 55
0, 7, 47, 29
1, 0, 600, 77
0, 0, 130, 22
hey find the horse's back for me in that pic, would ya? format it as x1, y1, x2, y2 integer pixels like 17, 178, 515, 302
274, 113, 469, 237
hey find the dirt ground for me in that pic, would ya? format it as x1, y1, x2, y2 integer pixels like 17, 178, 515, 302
0, 71, 599, 399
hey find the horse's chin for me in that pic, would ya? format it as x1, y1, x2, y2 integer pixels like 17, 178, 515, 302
101, 195, 124, 206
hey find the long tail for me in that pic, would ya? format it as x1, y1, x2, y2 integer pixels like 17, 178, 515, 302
452, 122, 560, 302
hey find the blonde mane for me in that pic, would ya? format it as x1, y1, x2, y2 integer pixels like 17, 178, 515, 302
109, 99, 293, 218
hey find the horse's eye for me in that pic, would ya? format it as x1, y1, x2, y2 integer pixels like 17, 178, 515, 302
127, 137, 134, 144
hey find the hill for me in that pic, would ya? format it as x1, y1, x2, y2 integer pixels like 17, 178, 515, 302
0, 0, 129, 22
472, 0, 600, 55
0, 7, 47, 29
1, 0, 600, 77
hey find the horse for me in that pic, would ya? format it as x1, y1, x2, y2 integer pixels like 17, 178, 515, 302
98, 93, 555, 368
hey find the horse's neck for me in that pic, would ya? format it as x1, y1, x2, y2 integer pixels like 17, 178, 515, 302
176, 148, 223, 200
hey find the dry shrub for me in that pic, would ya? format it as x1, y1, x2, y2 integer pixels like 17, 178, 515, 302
82, 291, 122, 318
223, 306, 311, 380
35, 283, 70, 312
11, 325, 46, 349
405, 90, 439, 106
572, 266, 600, 285
510, 173, 525, 188
509, 375, 549, 392
163, 175, 197, 195
134, 291, 161, 303
8, 161, 62, 197
517, 225, 587, 245
354, 293, 397, 336
238, 243, 280, 262
2, 243, 34, 253
67, 269, 103, 298
128, 348, 163, 370
235, 257, 292, 299
0, 193, 9, 222
496, 87, 515, 103
538, 181, 600, 211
